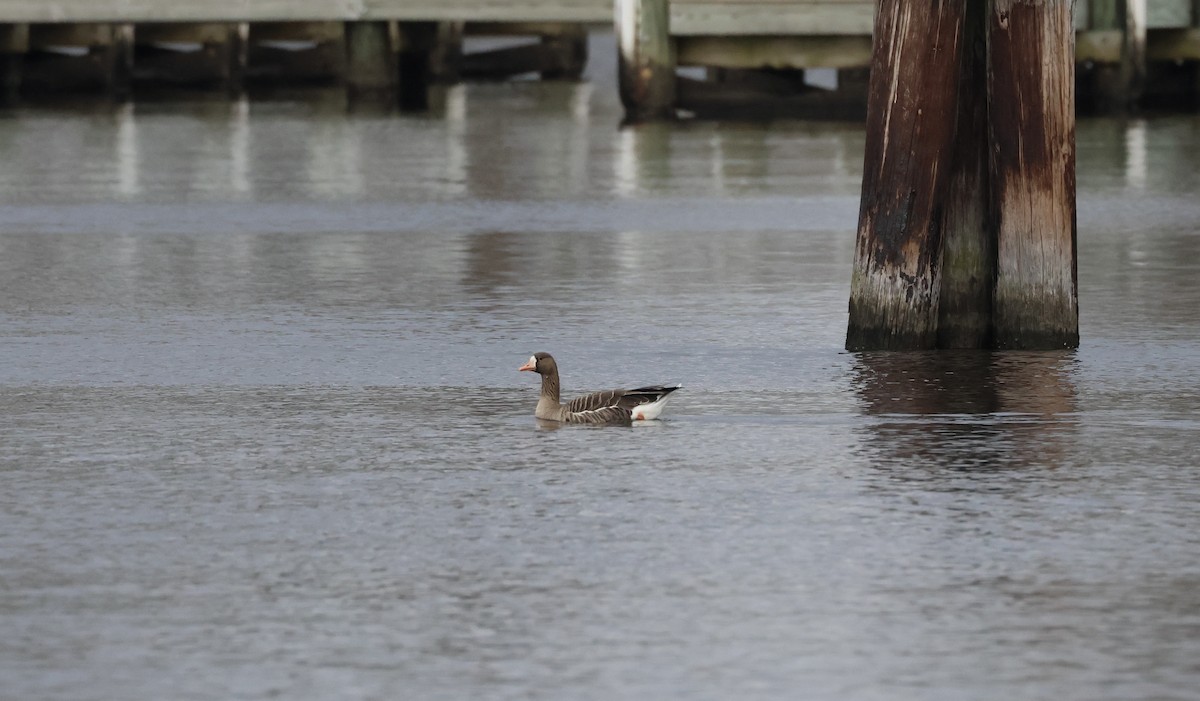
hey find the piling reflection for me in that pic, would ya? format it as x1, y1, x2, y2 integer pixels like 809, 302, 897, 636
461, 230, 525, 296
460, 229, 624, 299
614, 123, 673, 196
115, 102, 140, 196
851, 351, 1079, 472
1077, 116, 1200, 195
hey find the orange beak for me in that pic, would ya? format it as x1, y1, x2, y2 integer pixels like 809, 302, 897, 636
518, 360, 536, 372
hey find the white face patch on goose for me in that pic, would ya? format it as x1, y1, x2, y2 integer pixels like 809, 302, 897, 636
529, 356, 538, 369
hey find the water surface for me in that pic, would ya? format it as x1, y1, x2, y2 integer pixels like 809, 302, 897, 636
2, 46, 1200, 701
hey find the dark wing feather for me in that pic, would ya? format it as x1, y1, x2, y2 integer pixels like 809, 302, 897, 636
615, 385, 682, 412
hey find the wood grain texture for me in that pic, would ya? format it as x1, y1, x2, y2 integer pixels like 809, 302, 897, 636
936, 0, 991, 349
987, 0, 1079, 349
846, 0, 966, 351
617, 0, 675, 120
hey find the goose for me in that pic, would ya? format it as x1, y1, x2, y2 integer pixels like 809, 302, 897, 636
518, 352, 681, 424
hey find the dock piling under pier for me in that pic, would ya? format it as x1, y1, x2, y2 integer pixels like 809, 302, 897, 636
0, 0, 608, 103
0, 1, 1197, 113
0, 23, 27, 103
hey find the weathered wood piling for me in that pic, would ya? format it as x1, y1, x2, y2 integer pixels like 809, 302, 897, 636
1083, 0, 1148, 109
988, 0, 1079, 349
617, 0, 675, 121
847, 0, 1079, 352
345, 21, 395, 97
845, 1, 968, 351
0, 23, 26, 103
937, 0, 992, 349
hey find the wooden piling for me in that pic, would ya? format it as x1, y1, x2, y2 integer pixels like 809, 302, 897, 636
430, 21, 464, 83
1194, 0, 1200, 105
105, 23, 133, 99
0, 23, 26, 103
397, 21, 436, 110
845, 0, 967, 351
1086, 0, 1148, 109
987, 0, 1078, 349
540, 24, 587, 80
848, 0, 1078, 351
937, 1, 992, 349
345, 21, 395, 97
616, 0, 676, 121
223, 24, 247, 93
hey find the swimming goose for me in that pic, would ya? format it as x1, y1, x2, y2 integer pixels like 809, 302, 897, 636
519, 352, 681, 424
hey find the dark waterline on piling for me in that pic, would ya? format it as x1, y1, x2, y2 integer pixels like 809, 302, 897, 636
3, 46, 1200, 701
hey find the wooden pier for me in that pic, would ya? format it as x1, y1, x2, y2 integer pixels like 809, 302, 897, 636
0, 1, 609, 102
616, 0, 1200, 119
1, 1, 1198, 114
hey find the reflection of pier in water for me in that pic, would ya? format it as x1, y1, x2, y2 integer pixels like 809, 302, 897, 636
1, 93, 1198, 339
851, 352, 1079, 473
1, 87, 1188, 203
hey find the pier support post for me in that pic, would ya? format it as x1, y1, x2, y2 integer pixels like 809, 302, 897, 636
617, 0, 676, 121
397, 22, 436, 110
105, 23, 134, 99
987, 0, 1078, 348
345, 21, 395, 98
219, 24, 247, 94
846, 0, 968, 351
1193, 0, 1200, 105
0, 24, 27, 104
1086, 0, 1147, 109
541, 24, 587, 80
847, 0, 1078, 351
430, 21, 464, 84
937, 1, 992, 349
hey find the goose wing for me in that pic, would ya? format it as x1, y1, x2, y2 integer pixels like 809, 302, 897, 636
564, 389, 635, 424
563, 404, 634, 424
567, 388, 627, 413
563, 384, 682, 423
568, 386, 681, 412
619, 385, 681, 407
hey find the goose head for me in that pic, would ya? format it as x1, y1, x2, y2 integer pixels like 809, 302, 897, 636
518, 352, 556, 376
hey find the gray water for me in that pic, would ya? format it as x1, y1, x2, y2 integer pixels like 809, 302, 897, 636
3, 46, 1200, 701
